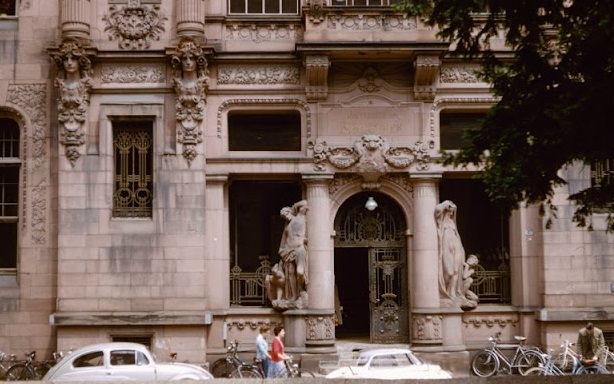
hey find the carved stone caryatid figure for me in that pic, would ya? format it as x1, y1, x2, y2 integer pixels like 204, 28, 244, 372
52, 39, 92, 167
171, 38, 209, 165
265, 200, 309, 311
435, 200, 478, 310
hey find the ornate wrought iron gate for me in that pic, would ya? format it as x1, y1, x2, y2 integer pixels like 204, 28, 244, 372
369, 247, 407, 343
334, 192, 408, 344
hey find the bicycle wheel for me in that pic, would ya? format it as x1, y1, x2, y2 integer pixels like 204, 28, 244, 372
523, 366, 548, 376
298, 369, 316, 378
210, 358, 232, 378
575, 364, 608, 374
6, 364, 36, 381
229, 366, 263, 378
554, 351, 574, 372
515, 350, 544, 375
471, 350, 499, 377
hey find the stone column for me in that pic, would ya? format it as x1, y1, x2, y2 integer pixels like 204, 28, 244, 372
205, 174, 229, 309
411, 176, 440, 308
302, 174, 336, 350
177, 0, 206, 39
410, 176, 443, 348
303, 174, 334, 309
60, 0, 91, 41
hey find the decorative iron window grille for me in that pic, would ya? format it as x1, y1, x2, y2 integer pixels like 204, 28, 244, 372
112, 120, 153, 218
228, 0, 298, 15
0, 117, 19, 270
590, 159, 614, 213
470, 261, 511, 304
230, 257, 271, 306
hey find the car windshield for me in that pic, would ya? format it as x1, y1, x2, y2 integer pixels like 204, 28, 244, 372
358, 352, 418, 368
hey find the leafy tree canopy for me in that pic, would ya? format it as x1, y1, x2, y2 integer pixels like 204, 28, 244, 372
396, 0, 614, 231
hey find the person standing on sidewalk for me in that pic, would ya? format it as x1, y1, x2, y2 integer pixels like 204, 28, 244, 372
268, 325, 290, 378
255, 325, 271, 377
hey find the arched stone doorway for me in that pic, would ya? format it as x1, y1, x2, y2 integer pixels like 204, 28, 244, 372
333, 191, 409, 344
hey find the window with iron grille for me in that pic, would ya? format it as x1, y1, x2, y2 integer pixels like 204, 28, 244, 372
229, 0, 298, 15
112, 120, 153, 218
0, 117, 19, 270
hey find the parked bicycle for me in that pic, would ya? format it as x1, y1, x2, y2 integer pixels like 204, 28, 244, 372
553, 339, 580, 372
471, 332, 544, 377
5, 350, 64, 381
525, 348, 609, 375
0, 351, 17, 380
210, 340, 263, 378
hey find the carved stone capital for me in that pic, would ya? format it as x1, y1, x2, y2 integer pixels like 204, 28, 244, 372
304, 55, 330, 101
414, 55, 441, 101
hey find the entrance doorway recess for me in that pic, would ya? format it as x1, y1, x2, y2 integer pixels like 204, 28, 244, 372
333, 192, 409, 344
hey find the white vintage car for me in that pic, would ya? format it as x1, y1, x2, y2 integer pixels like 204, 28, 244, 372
42, 342, 213, 382
326, 348, 452, 380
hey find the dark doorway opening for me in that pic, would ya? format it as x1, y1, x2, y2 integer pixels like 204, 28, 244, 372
334, 247, 369, 338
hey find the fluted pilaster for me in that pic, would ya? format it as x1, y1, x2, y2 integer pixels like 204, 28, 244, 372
60, 0, 91, 41
177, 0, 206, 39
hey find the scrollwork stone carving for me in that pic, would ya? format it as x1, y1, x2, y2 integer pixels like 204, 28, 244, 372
103, 0, 167, 50
305, 315, 335, 342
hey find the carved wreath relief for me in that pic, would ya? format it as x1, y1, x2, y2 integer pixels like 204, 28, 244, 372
171, 38, 209, 165
309, 135, 432, 174
51, 39, 92, 167
103, 0, 167, 50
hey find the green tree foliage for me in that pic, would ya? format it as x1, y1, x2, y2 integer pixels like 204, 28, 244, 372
396, 0, 614, 231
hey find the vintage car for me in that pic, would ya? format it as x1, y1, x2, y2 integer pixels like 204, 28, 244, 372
42, 342, 213, 382
325, 348, 452, 380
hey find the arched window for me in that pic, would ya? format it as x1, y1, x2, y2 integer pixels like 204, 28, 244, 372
0, 117, 20, 270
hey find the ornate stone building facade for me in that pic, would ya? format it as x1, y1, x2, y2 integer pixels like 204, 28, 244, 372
0, 0, 612, 369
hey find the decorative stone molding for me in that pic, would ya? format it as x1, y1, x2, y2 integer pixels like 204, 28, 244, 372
60, 0, 91, 41
412, 314, 443, 343
50, 39, 93, 167
308, 135, 432, 177
305, 315, 335, 342
225, 24, 302, 43
381, 174, 413, 194
169, 38, 210, 166
463, 315, 518, 328
31, 181, 47, 245
103, 0, 167, 50
217, 64, 300, 85
304, 55, 330, 101
6, 84, 47, 168
328, 174, 361, 195
327, 14, 417, 32
414, 55, 440, 101
217, 99, 311, 139
226, 319, 278, 331
440, 65, 480, 83
101, 64, 165, 83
